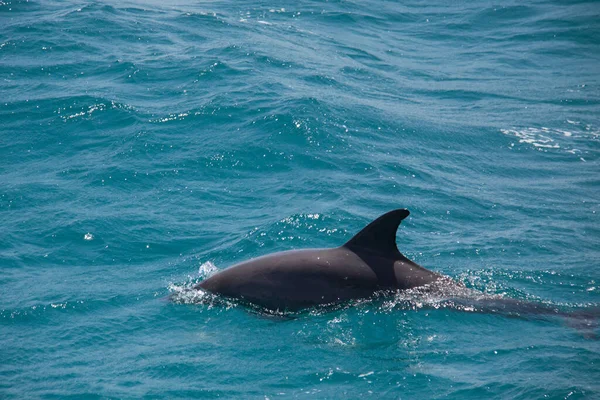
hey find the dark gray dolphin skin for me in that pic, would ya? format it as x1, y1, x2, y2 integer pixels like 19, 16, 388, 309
196, 209, 445, 311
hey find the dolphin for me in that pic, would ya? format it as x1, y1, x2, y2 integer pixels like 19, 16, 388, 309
196, 209, 448, 311
191, 208, 599, 335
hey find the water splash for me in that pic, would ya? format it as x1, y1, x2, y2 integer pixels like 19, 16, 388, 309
198, 261, 218, 277
168, 261, 239, 309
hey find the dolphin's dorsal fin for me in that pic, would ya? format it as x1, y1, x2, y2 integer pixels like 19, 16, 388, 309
343, 209, 410, 255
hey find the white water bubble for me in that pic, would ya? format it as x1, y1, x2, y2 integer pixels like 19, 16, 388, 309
199, 261, 218, 277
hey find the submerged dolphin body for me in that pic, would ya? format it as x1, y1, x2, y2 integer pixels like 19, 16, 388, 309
196, 209, 448, 311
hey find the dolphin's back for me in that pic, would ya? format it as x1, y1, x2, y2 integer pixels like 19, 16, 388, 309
198, 248, 379, 310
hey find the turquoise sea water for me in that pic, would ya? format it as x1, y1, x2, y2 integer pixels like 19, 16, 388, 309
1, 0, 600, 398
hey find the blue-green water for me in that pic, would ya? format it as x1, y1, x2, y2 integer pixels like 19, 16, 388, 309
1, 0, 599, 398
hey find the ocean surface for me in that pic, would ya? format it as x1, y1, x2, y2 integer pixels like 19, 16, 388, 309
1, 0, 599, 398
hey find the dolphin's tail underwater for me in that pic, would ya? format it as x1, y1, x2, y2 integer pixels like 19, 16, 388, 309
392, 281, 600, 339
465, 298, 600, 339
562, 306, 600, 339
